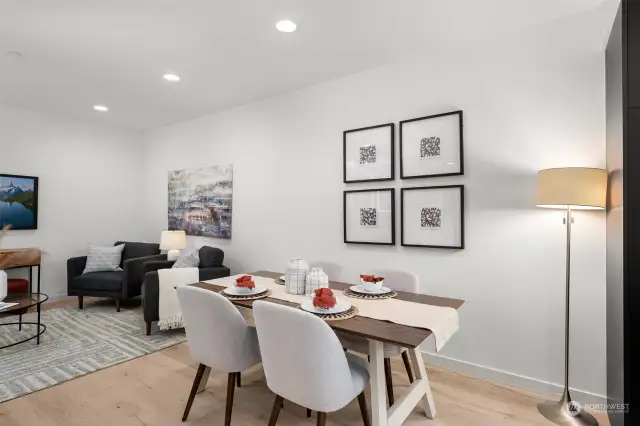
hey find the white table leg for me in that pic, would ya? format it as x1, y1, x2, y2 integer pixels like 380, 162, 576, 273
408, 347, 436, 419
196, 366, 212, 394
368, 340, 388, 426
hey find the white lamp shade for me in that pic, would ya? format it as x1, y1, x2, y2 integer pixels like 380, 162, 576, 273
160, 230, 187, 250
536, 168, 607, 210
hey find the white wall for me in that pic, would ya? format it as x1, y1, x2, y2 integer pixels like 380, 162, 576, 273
0, 104, 146, 297
141, 49, 607, 400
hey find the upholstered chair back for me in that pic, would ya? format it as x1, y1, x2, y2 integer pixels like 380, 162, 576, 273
177, 286, 261, 372
253, 301, 356, 413
369, 269, 419, 293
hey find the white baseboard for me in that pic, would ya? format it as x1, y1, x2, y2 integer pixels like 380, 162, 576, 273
422, 351, 607, 405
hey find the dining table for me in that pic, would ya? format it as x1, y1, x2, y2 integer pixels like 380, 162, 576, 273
189, 270, 464, 426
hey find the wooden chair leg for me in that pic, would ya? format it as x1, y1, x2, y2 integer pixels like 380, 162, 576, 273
307, 408, 311, 418
357, 391, 371, 426
401, 351, 414, 383
224, 372, 236, 426
78, 296, 83, 310
182, 363, 206, 422
146, 321, 151, 336
268, 395, 284, 426
384, 357, 394, 406
115, 298, 121, 312
236, 372, 241, 388
316, 412, 327, 426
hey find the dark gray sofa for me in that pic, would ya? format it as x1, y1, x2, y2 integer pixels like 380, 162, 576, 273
67, 241, 164, 312
142, 246, 230, 335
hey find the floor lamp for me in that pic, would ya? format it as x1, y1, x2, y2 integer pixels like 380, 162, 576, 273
536, 168, 607, 426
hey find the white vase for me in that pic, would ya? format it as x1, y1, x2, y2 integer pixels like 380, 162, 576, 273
305, 267, 329, 297
0, 270, 7, 301
285, 258, 308, 295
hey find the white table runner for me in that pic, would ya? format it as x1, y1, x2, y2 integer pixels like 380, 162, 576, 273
204, 274, 459, 351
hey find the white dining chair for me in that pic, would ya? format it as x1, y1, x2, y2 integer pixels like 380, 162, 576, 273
253, 301, 371, 426
309, 261, 344, 281
177, 286, 262, 425
337, 269, 419, 406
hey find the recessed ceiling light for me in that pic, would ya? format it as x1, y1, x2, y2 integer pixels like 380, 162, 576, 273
93, 105, 109, 112
163, 73, 180, 82
276, 20, 297, 33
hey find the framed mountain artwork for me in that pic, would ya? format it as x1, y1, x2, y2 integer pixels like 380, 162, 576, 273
0, 174, 39, 230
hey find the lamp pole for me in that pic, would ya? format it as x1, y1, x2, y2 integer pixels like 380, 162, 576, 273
537, 207, 598, 426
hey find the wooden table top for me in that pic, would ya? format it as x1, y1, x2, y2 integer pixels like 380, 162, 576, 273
0, 247, 42, 269
191, 270, 464, 349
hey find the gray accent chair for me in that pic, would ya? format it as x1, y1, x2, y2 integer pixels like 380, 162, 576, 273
142, 246, 230, 335
67, 241, 163, 312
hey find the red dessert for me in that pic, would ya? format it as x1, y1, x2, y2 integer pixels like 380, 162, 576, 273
360, 274, 385, 283
313, 287, 337, 309
236, 275, 255, 289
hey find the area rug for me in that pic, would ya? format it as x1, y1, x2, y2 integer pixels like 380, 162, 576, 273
0, 304, 186, 403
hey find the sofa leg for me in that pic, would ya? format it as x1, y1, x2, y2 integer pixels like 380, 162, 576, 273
116, 298, 121, 312
146, 321, 151, 336
78, 296, 84, 310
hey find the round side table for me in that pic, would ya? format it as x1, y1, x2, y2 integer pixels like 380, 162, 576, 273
0, 293, 48, 349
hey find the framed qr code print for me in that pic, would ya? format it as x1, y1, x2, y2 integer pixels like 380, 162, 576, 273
343, 123, 394, 183
344, 188, 395, 245
400, 111, 463, 179
401, 185, 464, 249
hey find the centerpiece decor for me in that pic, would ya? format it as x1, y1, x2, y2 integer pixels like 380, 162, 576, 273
305, 267, 329, 297
285, 258, 308, 295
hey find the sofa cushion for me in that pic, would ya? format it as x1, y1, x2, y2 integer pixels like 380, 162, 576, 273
173, 251, 200, 268
72, 271, 124, 292
83, 244, 125, 274
199, 246, 224, 268
115, 241, 161, 266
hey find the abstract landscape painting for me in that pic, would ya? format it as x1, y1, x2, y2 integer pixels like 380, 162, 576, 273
0, 174, 38, 230
168, 165, 233, 238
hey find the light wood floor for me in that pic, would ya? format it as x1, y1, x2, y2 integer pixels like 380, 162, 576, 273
0, 297, 611, 426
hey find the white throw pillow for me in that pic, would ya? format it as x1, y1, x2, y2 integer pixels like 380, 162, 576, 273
172, 251, 200, 269
82, 244, 125, 274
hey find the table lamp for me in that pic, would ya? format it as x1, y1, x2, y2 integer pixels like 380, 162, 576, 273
536, 167, 607, 426
160, 230, 187, 261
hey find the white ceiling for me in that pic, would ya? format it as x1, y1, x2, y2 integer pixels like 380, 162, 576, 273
0, 0, 619, 130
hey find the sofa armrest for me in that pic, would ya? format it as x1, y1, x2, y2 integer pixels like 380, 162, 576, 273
142, 265, 230, 324
198, 266, 231, 281
122, 254, 167, 299
67, 256, 87, 295
144, 259, 175, 275
142, 271, 161, 323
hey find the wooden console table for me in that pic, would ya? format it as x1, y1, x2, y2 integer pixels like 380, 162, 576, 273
0, 248, 42, 293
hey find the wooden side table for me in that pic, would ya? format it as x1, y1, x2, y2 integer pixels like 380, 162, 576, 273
0, 248, 42, 293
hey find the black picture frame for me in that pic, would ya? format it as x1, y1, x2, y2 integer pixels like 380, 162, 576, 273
400, 185, 464, 249
0, 173, 39, 230
344, 188, 395, 245
399, 110, 464, 179
343, 123, 395, 183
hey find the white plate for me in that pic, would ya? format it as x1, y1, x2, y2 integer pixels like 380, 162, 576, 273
349, 284, 392, 295
222, 285, 267, 296
300, 298, 351, 315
